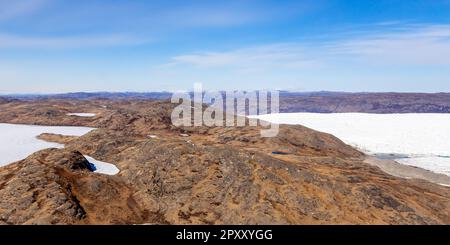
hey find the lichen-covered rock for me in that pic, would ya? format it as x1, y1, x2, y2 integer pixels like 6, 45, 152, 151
0, 99, 449, 224
0, 149, 145, 224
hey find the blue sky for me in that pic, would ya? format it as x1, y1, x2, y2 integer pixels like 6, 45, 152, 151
1, 0, 450, 93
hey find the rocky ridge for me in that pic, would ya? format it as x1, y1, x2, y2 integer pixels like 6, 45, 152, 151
0, 99, 449, 224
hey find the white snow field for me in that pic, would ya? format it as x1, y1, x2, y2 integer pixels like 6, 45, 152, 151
251, 113, 450, 176
0, 123, 118, 175
66, 113, 96, 117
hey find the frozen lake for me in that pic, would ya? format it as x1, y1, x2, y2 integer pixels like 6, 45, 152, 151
252, 113, 450, 176
0, 123, 118, 175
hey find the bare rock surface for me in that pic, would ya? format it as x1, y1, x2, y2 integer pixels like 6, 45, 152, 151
0, 99, 449, 224
0, 149, 145, 224
280, 93, 450, 113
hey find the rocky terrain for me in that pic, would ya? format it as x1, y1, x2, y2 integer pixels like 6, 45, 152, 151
0, 98, 449, 224
6, 91, 450, 113
280, 92, 450, 113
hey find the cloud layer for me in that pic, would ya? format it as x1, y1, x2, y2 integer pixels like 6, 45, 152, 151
0, 0, 48, 21
331, 24, 450, 65
0, 33, 145, 48
165, 24, 450, 70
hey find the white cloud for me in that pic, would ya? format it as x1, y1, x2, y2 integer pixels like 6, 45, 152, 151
153, 1, 317, 28
168, 43, 321, 70
162, 24, 450, 71
158, 5, 261, 27
0, 33, 146, 48
0, 0, 48, 21
329, 24, 450, 65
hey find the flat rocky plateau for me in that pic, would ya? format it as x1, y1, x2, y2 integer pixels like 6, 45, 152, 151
0, 98, 449, 224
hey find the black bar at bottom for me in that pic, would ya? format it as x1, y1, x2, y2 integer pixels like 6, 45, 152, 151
0, 225, 449, 244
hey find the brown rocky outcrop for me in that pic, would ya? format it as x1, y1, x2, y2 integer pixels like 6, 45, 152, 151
0, 149, 145, 224
280, 93, 450, 113
0, 98, 449, 224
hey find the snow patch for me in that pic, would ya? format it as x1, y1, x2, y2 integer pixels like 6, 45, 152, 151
67, 113, 96, 117
84, 155, 120, 175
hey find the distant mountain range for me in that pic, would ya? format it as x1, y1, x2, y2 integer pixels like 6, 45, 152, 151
279, 92, 450, 113
0, 92, 173, 100
2, 91, 450, 113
